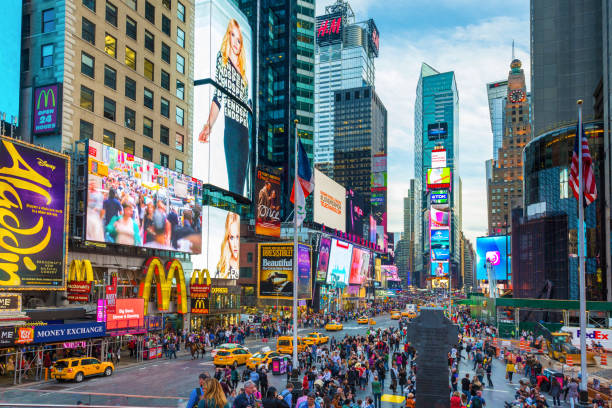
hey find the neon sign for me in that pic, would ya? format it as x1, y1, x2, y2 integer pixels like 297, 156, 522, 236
138, 257, 188, 315
33, 84, 60, 134
316, 13, 343, 45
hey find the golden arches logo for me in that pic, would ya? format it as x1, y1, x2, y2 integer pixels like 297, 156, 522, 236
36, 87, 56, 110
68, 260, 94, 282
191, 269, 211, 285
139, 257, 187, 315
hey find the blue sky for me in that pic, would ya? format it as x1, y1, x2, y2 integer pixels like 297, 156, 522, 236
317, 0, 530, 245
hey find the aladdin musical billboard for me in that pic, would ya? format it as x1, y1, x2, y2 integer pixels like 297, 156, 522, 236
258, 243, 311, 299
255, 167, 281, 237
0, 137, 69, 289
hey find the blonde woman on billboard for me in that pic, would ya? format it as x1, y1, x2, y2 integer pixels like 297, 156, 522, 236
216, 212, 240, 279
198, 18, 250, 196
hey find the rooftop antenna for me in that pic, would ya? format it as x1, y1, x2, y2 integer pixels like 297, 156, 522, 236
512, 40, 515, 60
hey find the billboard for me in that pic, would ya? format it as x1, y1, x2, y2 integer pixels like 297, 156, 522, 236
314, 168, 346, 231
86, 140, 203, 253
430, 190, 449, 206
0, 137, 69, 289
346, 190, 365, 238
258, 243, 311, 299
33, 84, 61, 134
255, 167, 281, 237
427, 167, 451, 189
0, 1, 21, 126
431, 229, 450, 245
430, 208, 450, 228
316, 236, 331, 282
476, 236, 510, 281
371, 191, 387, 233
431, 149, 446, 169
427, 122, 448, 140
431, 247, 450, 261
194, 0, 253, 199
106, 298, 145, 332
431, 261, 449, 277
371, 172, 387, 189
316, 12, 343, 45
192, 206, 240, 279
326, 239, 353, 286
349, 247, 370, 285
369, 215, 377, 242
372, 155, 386, 173
368, 19, 379, 57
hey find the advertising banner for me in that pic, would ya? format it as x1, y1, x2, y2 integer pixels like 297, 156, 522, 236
191, 206, 240, 280
475, 235, 510, 281
427, 122, 448, 140
349, 248, 371, 285
326, 239, 353, 286
297, 244, 312, 299
15, 327, 34, 345
561, 326, 612, 351
431, 261, 449, 277
190, 297, 210, 314
313, 168, 346, 231
96, 299, 106, 323
0, 293, 21, 312
316, 236, 331, 282
33, 84, 61, 134
33, 322, 106, 344
106, 298, 144, 333
369, 215, 377, 243
430, 190, 449, 206
258, 243, 299, 299
371, 172, 387, 189
193, 0, 253, 199
346, 190, 365, 238
382, 265, 400, 281
86, 140, 203, 253
0, 327, 15, 347
431, 149, 446, 169
427, 167, 451, 189
105, 285, 116, 314
430, 208, 450, 228
374, 257, 381, 284
145, 315, 163, 331
255, 167, 281, 237
371, 191, 387, 233
316, 12, 343, 45
431, 229, 450, 244
0, 137, 69, 289
432, 248, 450, 261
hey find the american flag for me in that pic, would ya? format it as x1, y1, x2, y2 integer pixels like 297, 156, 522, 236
569, 123, 597, 207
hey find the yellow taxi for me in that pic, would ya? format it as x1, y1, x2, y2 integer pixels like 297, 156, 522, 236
211, 343, 249, 358
357, 316, 369, 324
325, 321, 343, 331
277, 336, 307, 354
51, 357, 114, 383
213, 348, 252, 367
303, 332, 329, 345
246, 349, 280, 370
390, 312, 401, 320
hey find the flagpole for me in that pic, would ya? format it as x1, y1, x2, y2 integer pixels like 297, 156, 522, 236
577, 99, 588, 393
293, 118, 299, 369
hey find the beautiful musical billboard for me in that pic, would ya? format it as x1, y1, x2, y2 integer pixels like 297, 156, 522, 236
86, 140, 203, 253
258, 243, 311, 299
255, 167, 281, 237
314, 168, 346, 232
194, 0, 253, 199
0, 137, 69, 289
316, 236, 331, 282
476, 235, 510, 281
326, 239, 353, 286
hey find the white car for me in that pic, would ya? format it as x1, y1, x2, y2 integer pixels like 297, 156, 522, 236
211, 343, 249, 358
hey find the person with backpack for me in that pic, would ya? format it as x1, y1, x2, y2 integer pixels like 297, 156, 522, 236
280, 383, 293, 407
468, 390, 485, 407
187, 373, 209, 408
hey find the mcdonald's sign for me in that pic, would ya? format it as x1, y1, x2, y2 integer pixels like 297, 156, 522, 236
190, 297, 209, 314
33, 84, 61, 134
67, 260, 93, 301
138, 257, 187, 315
190, 269, 211, 299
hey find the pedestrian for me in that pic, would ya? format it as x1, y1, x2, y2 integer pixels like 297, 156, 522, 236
450, 391, 461, 408
231, 366, 240, 390
405, 393, 415, 408
199, 378, 231, 408
485, 362, 493, 388
233, 381, 257, 408
566, 378, 579, 408
187, 373, 208, 408
505, 359, 515, 383
550, 377, 561, 407
280, 383, 293, 407
371, 375, 382, 408
262, 387, 290, 408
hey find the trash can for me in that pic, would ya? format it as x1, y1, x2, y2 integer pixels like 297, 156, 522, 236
271, 356, 290, 375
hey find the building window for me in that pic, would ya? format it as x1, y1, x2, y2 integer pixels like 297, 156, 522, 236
176, 53, 184, 74
176, 106, 184, 126
41, 44, 54, 67
103, 129, 115, 147
21, 49, 29, 72
81, 52, 95, 78
125, 47, 136, 70
143, 117, 153, 138
177, 1, 185, 22
42, 9, 55, 33
160, 152, 169, 168
144, 30, 155, 53
161, 42, 170, 63
83, 0, 95, 12
124, 107, 135, 130
161, 15, 171, 36
247, 252, 253, 263
142, 145, 153, 161
104, 65, 116, 89
177, 27, 185, 48
22, 14, 31, 37
105, 1, 118, 26
126, 16, 137, 40
105, 34, 117, 58
144, 59, 154, 81
160, 98, 169, 118
176, 80, 184, 100
82, 18, 95, 45
161, 70, 170, 90
124, 138, 135, 155
162, 0, 171, 10
145, 1, 155, 24
103, 97, 116, 121
80, 86, 94, 111
160, 125, 169, 145
126, 0, 136, 10
80, 120, 94, 140
143, 88, 154, 109
125, 76, 136, 100
175, 132, 184, 152
560, 168, 569, 199
175, 158, 183, 173
239, 267, 252, 278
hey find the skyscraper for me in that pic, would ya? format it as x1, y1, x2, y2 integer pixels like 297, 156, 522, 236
414, 63, 459, 287
314, 0, 378, 177
486, 80, 508, 161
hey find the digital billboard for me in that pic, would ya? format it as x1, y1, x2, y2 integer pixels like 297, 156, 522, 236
427, 122, 448, 140
431, 261, 449, 277
374, 257, 382, 285
297, 244, 312, 299
431, 229, 450, 245
258, 243, 312, 299
371, 191, 387, 233
33, 84, 61, 134
369, 215, 377, 242
194, 0, 253, 199
431, 149, 446, 169
346, 189, 365, 238
314, 168, 346, 231
349, 247, 366, 285
0, 1, 21, 126
430, 208, 450, 228
371, 172, 387, 189
368, 19, 379, 57
430, 190, 449, 206
192, 206, 240, 279
431, 248, 450, 261
106, 298, 145, 333
0, 138, 69, 289
476, 235, 510, 281
86, 140, 203, 253
255, 167, 281, 237
427, 167, 451, 189
316, 236, 331, 282
316, 12, 343, 45
326, 239, 353, 286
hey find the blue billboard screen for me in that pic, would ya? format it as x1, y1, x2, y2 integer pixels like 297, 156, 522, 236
476, 236, 510, 281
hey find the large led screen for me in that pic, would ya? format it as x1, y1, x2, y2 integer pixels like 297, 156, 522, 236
314, 168, 346, 231
427, 167, 451, 189
476, 236, 510, 281
86, 140, 203, 253
255, 167, 281, 237
194, 0, 253, 199
316, 236, 331, 282
349, 247, 370, 285
326, 239, 353, 286
431, 229, 450, 244
427, 122, 448, 140
258, 243, 311, 299
297, 244, 312, 299
191, 206, 240, 279
0, 137, 69, 289
346, 189, 365, 239
431, 261, 449, 277
430, 208, 450, 228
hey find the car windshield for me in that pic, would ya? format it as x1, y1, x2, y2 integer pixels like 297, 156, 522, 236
217, 351, 230, 356
278, 340, 290, 346
54, 361, 69, 369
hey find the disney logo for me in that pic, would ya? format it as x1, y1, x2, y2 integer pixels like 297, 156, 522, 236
37, 158, 56, 171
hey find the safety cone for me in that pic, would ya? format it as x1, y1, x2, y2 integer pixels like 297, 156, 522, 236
601, 354, 608, 366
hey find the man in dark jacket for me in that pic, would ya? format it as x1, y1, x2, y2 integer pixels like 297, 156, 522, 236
233, 381, 257, 408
